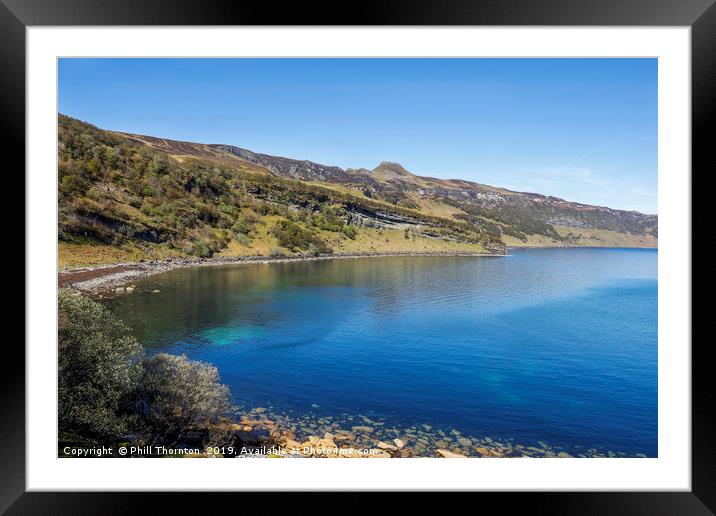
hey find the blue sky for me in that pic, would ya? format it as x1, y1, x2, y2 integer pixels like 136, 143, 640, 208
58, 58, 657, 214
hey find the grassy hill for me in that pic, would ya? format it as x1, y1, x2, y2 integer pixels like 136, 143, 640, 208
58, 115, 656, 268
58, 116, 503, 267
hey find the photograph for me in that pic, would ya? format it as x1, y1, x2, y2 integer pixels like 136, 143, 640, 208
56, 57, 659, 460
3, 0, 707, 505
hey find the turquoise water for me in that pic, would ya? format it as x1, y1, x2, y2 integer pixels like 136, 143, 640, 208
104, 248, 658, 456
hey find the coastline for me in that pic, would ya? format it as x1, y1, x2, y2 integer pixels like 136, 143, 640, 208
506, 244, 657, 250
58, 250, 505, 294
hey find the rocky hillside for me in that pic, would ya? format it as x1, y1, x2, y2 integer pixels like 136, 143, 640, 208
58, 115, 656, 267
123, 126, 657, 247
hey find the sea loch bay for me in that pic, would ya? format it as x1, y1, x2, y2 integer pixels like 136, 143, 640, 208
103, 247, 657, 457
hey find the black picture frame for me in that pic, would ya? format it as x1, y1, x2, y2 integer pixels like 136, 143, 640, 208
5, 0, 709, 511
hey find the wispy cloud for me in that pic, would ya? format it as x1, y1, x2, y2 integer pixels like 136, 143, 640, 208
541, 166, 609, 186
628, 187, 657, 197
502, 163, 656, 213
521, 166, 610, 194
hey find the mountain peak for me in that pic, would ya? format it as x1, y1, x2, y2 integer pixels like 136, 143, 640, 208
372, 161, 413, 179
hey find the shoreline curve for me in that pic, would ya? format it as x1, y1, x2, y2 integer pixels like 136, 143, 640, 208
59, 251, 506, 294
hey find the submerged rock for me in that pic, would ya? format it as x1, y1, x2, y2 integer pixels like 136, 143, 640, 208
220, 404, 615, 459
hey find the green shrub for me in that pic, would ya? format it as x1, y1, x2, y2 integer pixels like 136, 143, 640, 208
136, 353, 230, 444
141, 186, 156, 198
193, 240, 212, 258
232, 215, 251, 235
342, 224, 357, 239
270, 219, 331, 254
58, 289, 144, 438
147, 154, 169, 175
140, 202, 158, 216
59, 174, 89, 196
219, 203, 238, 217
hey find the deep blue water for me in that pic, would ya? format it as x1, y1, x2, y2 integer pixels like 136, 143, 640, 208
104, 248, 658, 456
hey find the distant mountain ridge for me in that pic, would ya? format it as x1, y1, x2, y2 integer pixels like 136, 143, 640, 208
122, 128, 657, 245
57, 115, 656, 268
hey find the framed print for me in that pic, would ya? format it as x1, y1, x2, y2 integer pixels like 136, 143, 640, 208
6, 0, 712, 511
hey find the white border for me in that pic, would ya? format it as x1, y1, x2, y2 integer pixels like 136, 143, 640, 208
27, 27, 691, 491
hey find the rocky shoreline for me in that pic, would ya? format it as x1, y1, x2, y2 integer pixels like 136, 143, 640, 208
178, 405, 647, 459
58, 251, 505, 294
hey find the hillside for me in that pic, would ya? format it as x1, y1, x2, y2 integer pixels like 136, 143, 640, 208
58, 115, 656, 268
120, 125, 657, 246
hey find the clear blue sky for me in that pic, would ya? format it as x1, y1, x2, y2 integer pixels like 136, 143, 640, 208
58, 58, 657, 214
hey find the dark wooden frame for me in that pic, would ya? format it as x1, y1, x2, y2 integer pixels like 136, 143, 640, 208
4, 0, 709, 511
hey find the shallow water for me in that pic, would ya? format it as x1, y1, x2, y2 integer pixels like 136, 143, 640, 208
104, 248, 658, 456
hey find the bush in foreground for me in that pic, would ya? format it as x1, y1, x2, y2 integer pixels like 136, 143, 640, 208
136, 353, 230, 445
58, 289, 231, 447
58, 289, 143, 437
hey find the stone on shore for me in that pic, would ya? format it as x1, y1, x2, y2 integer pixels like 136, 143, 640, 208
376, 441, 398, 451
437, 449, 467, 458
474, 447, 492, 457
283, 439, 303, 450
232, 421, 272, 445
